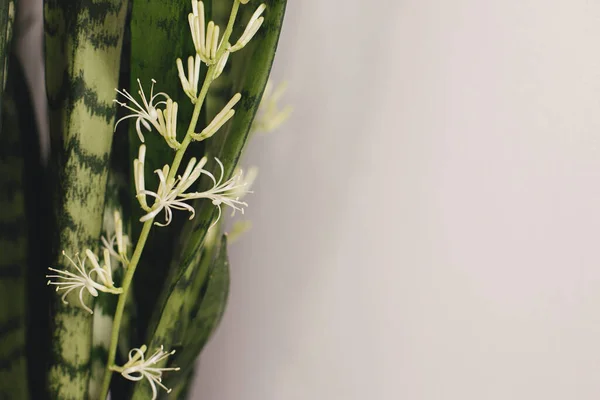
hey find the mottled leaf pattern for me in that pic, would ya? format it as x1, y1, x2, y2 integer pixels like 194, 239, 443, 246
131, 234, 229, 399
44, 0, 128, 397
0, 52, 30, 400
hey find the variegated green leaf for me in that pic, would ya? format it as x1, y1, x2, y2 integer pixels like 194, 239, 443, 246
44, 1, 128, 397
0, 0, 14, 119
89, 172, 128, 399
130, 234, 229, 399
0, 50, 30, 400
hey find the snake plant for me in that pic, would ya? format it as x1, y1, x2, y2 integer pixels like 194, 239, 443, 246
0, 0, 288, 398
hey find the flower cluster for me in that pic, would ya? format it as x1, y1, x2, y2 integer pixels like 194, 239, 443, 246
134, 144, 251, 227
187, 0, 266, 69
84, 1, 270, 397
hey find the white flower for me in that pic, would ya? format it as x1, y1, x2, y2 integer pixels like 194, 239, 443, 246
114, 79, 169, 143
134, 144, 150, 211
191, 93, 241, 142
214, 50, 230, 79
232, 166, 258, 200
139, 162, 199, 227
112, 345, 180, 400
252, 80, 293, 134
179, 158, 252, 225
188, 1, 222, 65
136, 153, 250, 227
135, 153, 209, 226
155, 98, 181, 150
230, 4, 266, 52
46, 250, 123, 314
176, 54, 202, 102
101, 210, 130, 266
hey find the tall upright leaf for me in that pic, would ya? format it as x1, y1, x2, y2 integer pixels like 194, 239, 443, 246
44, 1, 128, 397
171, 0, 287, 284
88, 172, 128, 399
0, 0, 14, 123
0, 56, 30, 400
134, 0, 287, 396
130, 234, 230, 399
127, 0, 204, 342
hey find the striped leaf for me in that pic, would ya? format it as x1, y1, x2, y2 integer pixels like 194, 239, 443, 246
167, 235, 230, 380
130, 234, 229, 399
0, 51, 30, 400
88, 172, 128, 399
0, 0, 14, 121
44, 0, 128, 397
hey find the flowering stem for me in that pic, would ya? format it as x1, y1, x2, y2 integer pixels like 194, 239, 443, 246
98, 2, 243, 398
98, 219, 153, 400
167, 0, 241, 183
167, 66, 214, 184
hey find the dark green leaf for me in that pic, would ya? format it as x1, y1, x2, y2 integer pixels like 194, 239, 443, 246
171, 0, 288, 285
127, 0, 208, 343
0, 40, 30, 399
130, 235, 229, 399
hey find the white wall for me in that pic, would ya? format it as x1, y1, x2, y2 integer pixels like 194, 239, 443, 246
193, 1, 600, 399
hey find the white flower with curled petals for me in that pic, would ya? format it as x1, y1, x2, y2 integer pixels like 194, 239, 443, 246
114, 79, 169, 143
179, 158, 251, 226
138, 162, 198, 227
111, 345, 180, 400
46, 250, 123, 314
136, 155, 249, 227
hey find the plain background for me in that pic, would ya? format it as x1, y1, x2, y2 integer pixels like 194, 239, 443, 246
192, 1, 600, 399
15, 0, 600, 399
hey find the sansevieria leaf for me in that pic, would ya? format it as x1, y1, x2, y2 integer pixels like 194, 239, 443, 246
0, 56, 30, 400
130, 234, 229, 399
0, 0, 14, 123
44, 0, 128, 397
127, 0, 205, 344
133, 0, 287, 395
171, 0, 287, 285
